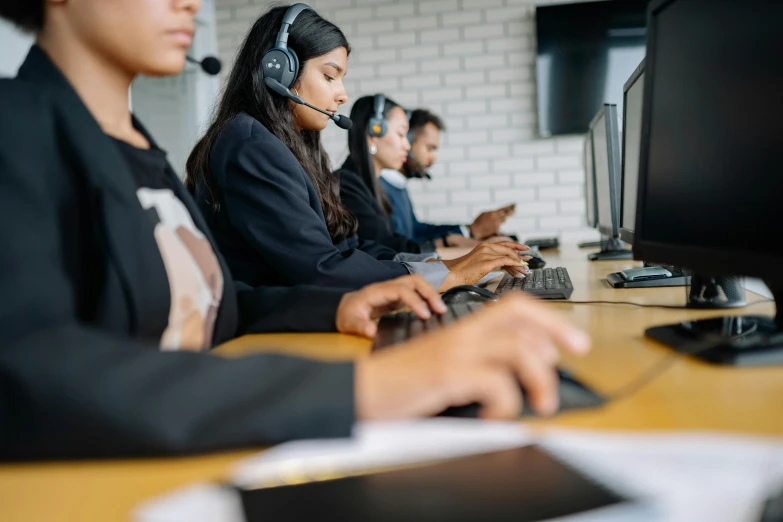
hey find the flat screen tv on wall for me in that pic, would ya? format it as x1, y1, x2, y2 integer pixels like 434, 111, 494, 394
535, 0, 649, 137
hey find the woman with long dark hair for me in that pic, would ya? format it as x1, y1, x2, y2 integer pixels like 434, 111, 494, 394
338, 95, 435, 254
186, 5, 529, 292
0, 0, 590, 459
338, 95, 530, 280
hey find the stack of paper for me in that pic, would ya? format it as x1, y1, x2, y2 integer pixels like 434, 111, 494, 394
135, 419, 783, 522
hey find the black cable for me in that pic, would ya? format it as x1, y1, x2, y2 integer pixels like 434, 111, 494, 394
570, 298, 775, 402
605, 352, 682, 402
548, 299, 773, 310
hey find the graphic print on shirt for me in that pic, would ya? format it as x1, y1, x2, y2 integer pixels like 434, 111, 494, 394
137, 188, 223, 351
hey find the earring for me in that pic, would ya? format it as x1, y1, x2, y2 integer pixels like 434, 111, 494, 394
292, 88, 300, 97
369, 144, 377, 155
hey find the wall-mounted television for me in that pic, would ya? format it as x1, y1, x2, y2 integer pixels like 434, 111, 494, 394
535, 0, 649, 137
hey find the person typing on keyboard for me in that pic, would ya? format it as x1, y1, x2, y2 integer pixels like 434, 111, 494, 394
0, 0, 590, 461
354, 291, 591, 419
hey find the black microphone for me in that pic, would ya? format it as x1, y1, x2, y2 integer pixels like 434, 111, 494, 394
186, 55, 222, 76
264, 77, 353, 130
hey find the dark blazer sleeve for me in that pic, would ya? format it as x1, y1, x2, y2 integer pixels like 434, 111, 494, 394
410, 204, 464, 243
337, 169, 427, 254
0, 84, 354, 460
214, 127, 408, 289
235, 283, 348, 334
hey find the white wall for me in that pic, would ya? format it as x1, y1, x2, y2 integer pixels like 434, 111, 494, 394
132, 0, 221, 178
0, 19, 33, 77
215, 0, 601, 240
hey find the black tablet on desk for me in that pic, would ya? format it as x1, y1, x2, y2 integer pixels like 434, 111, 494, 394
237, 445, 635, 522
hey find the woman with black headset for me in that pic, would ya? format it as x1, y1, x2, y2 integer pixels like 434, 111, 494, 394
337, 95, 530, 281
0, 0, 587, 460
186, 4, 531, 293
0, 0, 589, 460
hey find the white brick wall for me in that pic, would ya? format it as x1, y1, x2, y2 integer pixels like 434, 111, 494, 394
132, 0, 221, 178
214, 0, 600, 240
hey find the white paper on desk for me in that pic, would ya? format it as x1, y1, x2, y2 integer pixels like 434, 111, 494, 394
231, 418, 533, 487
134, 483, 245, 522
134, 419, 534, 522
540, 430, 783, 522
135, 422, 783, 522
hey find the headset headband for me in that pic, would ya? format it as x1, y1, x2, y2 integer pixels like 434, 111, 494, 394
373, 94, 386, 120
276, 4, 313, 48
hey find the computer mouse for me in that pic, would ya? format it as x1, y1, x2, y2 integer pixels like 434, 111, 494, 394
437, 369, 606, 419
522, 249, 547, 269
441, 285, 499, 305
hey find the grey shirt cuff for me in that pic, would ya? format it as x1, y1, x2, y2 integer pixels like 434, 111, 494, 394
398, 261, 505, 292
394, 252, 440, 263
400, 261, 450, 289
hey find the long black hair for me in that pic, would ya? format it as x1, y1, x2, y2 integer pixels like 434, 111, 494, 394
186, 5, 357, 244
344, 94, 402, 215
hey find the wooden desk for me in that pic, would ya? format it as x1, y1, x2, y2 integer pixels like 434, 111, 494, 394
1, 244, 780, 521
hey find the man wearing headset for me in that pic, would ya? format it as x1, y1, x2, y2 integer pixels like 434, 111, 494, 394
380, 109, 515, 249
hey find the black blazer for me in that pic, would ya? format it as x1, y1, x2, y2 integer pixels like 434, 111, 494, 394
337, 161, 435, 254
193, 113, 408, 290
0, 47, 355, 461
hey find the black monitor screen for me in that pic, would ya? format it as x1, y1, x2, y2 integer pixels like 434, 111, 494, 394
635, 0, 783, 279
620, 69, 644, 241
535, 0, 649, 136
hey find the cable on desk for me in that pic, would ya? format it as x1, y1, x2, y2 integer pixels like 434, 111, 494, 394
605, 352, 682, 402
562, 293, 775, 401
593, 305, 774, 403
548, 299, 773, 310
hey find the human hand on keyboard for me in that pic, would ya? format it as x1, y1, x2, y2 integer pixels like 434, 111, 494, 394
354, 293, 591, 420
336, 275, 447, 338
439, 241, 533, 290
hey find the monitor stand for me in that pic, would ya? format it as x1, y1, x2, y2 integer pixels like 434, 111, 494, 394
645, 280, 783, 366
587, 238, 633, 261
578, 240, 604, 248
686, 275, 746, 308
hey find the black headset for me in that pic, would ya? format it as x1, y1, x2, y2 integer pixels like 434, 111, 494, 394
368, 94, 387, 137
261, 3, 313, 89
405, 108, 415, 143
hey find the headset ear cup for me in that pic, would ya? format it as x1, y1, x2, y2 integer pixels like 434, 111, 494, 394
289, 48, 300, 82
368, 118, 387, 137
277, 50, 295, 89
262, 48, 290, 85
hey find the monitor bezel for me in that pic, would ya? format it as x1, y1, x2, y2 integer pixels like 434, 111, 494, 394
632, 0, 781, 280
619, 58, 646, 245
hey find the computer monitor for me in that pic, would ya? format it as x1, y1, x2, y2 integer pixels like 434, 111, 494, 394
590, 104, 621, 239
583, 129, 597, 229
634, 0, 783, 365
585, 105, 631, 260
619, 59, 645, 245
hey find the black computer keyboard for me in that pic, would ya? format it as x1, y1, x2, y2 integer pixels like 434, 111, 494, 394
495, 267, 574, 299
373, 302, 483, 350
373, 303, 605, 417
524, 237, 560, 249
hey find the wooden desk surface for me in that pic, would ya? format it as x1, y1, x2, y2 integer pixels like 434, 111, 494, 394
2, 244, 780, 521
